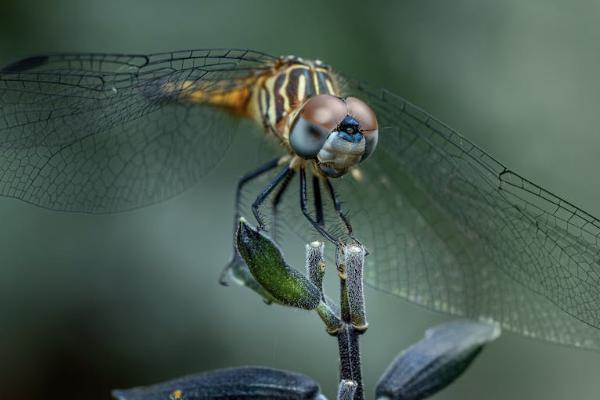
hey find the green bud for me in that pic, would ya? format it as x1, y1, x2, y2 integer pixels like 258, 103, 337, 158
236, 219, 321, 310
224, 252, 280, 305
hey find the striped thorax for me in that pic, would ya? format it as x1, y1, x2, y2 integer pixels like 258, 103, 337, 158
247, 56, 339, 144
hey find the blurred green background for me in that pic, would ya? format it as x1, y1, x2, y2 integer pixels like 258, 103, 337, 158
2, 0, 600, 399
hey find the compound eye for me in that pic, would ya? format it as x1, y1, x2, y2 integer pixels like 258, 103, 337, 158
290, 95, 347, 159
300, 95, 347, 131
289, 116, 330, 159
345, 97, 378, 161
361, 128, 378, 161
346, 97, 378, 132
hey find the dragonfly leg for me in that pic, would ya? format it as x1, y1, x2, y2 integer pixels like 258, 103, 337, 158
220, 157, 281, 286
324, 177, 353, 237
270, 170, 296, 241
313, 175, 325, 227
324, 177, 367, 254
300, 166, 339, 245
252, 165, 294, 230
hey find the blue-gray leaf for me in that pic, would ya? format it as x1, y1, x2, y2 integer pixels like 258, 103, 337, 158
113, 366, 326, 400
375, 319, 500, 400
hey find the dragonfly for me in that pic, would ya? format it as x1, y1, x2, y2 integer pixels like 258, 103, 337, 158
1, 48, 600, 350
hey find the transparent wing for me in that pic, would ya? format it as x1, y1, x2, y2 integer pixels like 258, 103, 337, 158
0, 49, 276, 212
334, 78, 600, 349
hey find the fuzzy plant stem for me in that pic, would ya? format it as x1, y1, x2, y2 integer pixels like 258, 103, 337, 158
336, 245, 366, 400
337, 324, 363, 399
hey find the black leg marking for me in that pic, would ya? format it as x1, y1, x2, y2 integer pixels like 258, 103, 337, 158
233, 158, 281, 223
271, 170, 296, 241
252, 165, 294, 230
313, 175, 324, 227
300, 167, 338, 244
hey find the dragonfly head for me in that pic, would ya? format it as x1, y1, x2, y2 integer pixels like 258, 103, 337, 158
289, 95, 378, 178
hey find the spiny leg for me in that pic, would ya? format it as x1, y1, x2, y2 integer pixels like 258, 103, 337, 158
313, 175, 324, 227
221, 157, 281, 285
325, 176, 367, 255
271, 170, 296, 242
311, 174, 336, 260
324, 177, 353, 237
299, 167, 339, 245
252, 165, 294, 230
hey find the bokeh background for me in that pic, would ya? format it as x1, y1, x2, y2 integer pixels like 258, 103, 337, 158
2, 1, 600, 399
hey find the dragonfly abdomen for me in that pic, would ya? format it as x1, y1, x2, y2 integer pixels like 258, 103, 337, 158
155, 76, 255, 117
